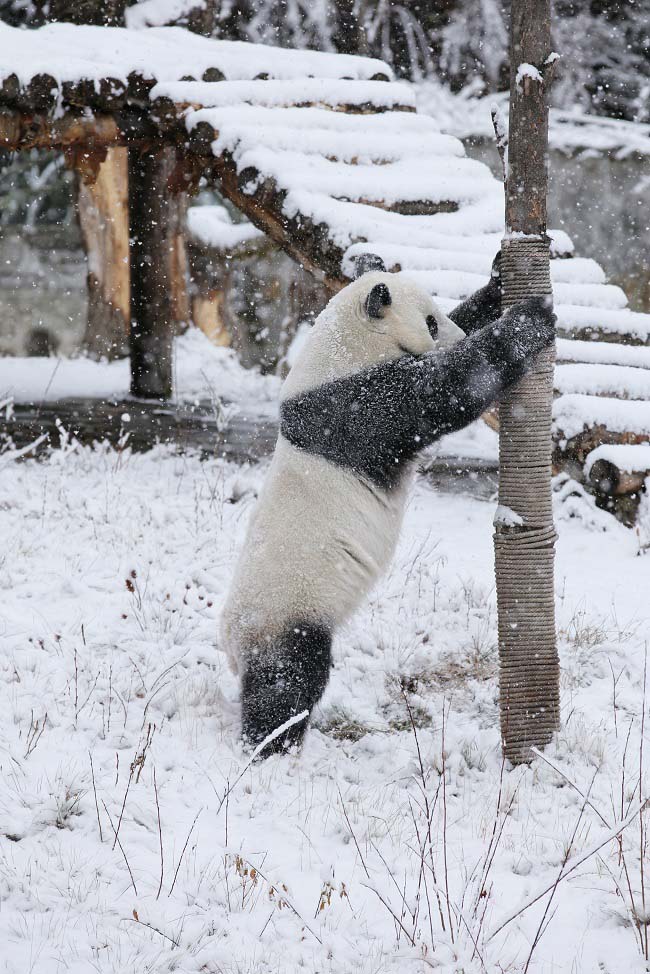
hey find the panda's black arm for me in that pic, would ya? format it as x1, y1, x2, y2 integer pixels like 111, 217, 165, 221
402, 297, 554, 452
280, 298, 554, 489
448, 255, 501, 336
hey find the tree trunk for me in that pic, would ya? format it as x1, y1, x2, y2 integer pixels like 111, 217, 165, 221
187, 1, 218, 36
494, 0, 559, 764
128, 147, 180, 400
45, 0, 126, 25
77, 147, 130, 358
332, 0, 369, 56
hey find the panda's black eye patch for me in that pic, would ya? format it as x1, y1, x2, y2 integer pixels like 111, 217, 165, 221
365, 283, 392, 319
426, 314, 439, 338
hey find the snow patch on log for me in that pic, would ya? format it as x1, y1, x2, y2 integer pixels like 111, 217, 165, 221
187, 205, 264, 252
126, 0, 206, 30
585, 443, 650, 477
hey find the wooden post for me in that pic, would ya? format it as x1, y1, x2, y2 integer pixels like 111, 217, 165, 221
494, 0, 560, 763
77, 146, 130, 358
46, 0, 126, 25
332, 0, 368, 56
128, 147, 175, 400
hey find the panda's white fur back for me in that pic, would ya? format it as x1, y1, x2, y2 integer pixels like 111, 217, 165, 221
220, 435, 410, 672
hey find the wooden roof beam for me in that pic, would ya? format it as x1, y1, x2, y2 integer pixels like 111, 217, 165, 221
0, 106, 162, 154
1, 110, 122, 153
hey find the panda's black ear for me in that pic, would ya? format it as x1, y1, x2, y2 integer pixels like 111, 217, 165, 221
365, 282, 392, 319
354, 253, 386, 279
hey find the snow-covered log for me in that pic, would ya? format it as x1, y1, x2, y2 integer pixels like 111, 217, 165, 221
554, 364, 650, 401
554, 395, 650, 473
586, 443, 650, 497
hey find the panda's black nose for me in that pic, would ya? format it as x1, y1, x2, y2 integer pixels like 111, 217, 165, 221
426, 315, 439, 338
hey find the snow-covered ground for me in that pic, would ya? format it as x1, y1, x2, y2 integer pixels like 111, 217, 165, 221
1, 433, 649, 973
0, 329, 278, 414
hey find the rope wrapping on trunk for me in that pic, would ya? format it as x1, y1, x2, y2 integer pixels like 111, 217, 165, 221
495, 235, 560, 764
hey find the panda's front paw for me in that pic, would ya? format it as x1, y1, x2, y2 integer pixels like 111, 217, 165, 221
510, 296, 556, 351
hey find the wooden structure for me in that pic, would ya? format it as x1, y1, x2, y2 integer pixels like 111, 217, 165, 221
1, 22, 650, 511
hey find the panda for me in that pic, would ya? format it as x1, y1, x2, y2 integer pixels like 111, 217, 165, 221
220, 254, 555, 755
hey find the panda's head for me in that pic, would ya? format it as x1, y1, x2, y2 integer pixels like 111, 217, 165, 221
282, 254, 465, 399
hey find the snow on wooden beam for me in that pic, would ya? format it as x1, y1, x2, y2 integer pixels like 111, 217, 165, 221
554, 394, 650, 441
187, 205, 265, 255
150, 78, 413, 114
0, 23, 392, 105
205, 150, 348, 290
554, 363, 650, 401
556, 338, 650, 370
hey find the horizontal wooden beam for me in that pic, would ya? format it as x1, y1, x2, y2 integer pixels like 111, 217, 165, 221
0, 72, 157, 116
557, 325, 648, 347
2, 399, 498, 503
0, 105, 164, 153
1, 398, 278, 460
0, 92, 451, 292
0, 110, 122, 151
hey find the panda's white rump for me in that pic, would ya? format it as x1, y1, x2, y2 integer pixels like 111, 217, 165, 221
220, 436, 410, 669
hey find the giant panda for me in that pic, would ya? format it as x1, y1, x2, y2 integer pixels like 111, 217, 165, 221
220, 254, 555, 755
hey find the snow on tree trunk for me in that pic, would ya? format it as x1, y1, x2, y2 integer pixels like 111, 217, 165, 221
494, 0, 560, 764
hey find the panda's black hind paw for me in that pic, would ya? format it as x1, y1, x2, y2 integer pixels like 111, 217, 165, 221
242, 719, 304, 758
241, 622, 332, 758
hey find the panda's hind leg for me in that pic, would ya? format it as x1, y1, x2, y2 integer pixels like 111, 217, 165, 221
241, 622, 332, 756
